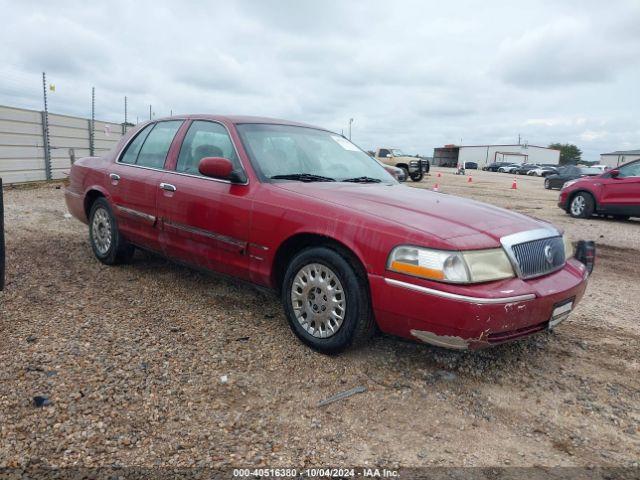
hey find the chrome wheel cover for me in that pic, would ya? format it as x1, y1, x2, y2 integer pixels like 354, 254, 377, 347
91, 207, 112, 255
570, 195, 585, 216
290, 263, 346, 339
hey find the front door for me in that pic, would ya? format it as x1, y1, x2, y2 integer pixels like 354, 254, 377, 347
107, 120, 183, 252
156, 120, 253, 279
600, 161, 640, 215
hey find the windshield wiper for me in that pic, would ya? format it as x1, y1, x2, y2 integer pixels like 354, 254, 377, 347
271, 173, 335, 182
342, 176, 382, 183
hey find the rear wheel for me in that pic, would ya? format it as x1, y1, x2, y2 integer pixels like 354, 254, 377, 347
410, 170, 424, 182
89, 197, 135, 265
569, 192, 595, 218
282, 246, 374, 353
544, 178, 551, 189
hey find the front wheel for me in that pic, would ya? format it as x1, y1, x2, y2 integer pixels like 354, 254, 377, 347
544, 178, 551, 189
410, 170, 424, 182
282, 246, 374, 353
89, 197, 135, 265
569, 192, 595, 218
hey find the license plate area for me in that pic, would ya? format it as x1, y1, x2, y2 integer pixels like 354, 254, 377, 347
549, 298, 574, 329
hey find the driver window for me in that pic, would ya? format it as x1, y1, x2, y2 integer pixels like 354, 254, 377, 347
176, 121, 239, 175
618, 161, 640, 178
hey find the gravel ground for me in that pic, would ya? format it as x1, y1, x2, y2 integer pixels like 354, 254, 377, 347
1, 171, 639, 470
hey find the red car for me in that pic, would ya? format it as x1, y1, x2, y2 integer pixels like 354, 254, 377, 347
559, 159, 640, 219
65, 115, 591, 353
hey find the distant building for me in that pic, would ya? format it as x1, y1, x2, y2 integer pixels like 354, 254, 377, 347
432, 144, 560, 168
599, 149, 640, 168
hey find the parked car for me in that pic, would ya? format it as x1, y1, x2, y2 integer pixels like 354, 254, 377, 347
483, 161, 512, 172
514, 164, 539, 175
375, 147, 424, 182
558, 159, 640, 219
65, 115, 591, 353
528, 165, 558, 177
463, 161, 478, 170
498, 163, 520, 173
544, 166, 602, 190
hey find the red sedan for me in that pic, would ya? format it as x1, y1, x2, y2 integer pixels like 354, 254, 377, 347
65, 115, 591, 352
558, 159, 640, 219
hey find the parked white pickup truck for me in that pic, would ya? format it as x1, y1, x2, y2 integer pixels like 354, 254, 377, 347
375, 148, 425, 182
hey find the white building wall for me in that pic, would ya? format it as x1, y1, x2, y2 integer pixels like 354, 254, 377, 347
458, 145, 560, 168
0, 105, 127, 183
600, 153, 640, 168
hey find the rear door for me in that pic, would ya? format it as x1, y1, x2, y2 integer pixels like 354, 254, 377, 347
599, 161, 640, 215
107, 120, 184, 252
156, 120, 253, 279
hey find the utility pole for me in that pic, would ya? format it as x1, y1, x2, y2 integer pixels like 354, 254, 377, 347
518, 133, 521, 145
41, 72, 52, 180
89, 87, 95, 156
124, 96, 128, 125
348, 118, 354, 141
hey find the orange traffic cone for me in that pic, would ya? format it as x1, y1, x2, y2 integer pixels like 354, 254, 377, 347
467, 175, 473, 183
433, 183, 439, 192
511, 178, 517, 190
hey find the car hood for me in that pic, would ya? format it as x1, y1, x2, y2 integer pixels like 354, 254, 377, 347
273, 183, 555, 249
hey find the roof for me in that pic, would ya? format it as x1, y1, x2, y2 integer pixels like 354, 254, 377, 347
153, 114, 324, 130
601, 149, 640, 156
436, 144, 557, 150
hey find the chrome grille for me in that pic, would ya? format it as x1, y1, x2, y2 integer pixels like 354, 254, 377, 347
510, 236, 565, 279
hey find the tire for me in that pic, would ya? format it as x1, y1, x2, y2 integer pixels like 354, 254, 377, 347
544, 178, 551, 189
282, 246, 374, 353
409, 170, 424, 182
400, 167, 410, 180
569, 192, 595, 218
89, 197, 135, 265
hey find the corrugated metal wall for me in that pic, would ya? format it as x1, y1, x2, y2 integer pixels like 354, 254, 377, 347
0, 105, 128, 184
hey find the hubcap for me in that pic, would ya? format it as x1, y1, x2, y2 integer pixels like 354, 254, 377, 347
91, 207, 112, 255
571, 196, 585, 216
290, 263, 346, 339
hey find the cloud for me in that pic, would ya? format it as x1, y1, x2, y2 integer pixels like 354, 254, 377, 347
0, 0, 638, 160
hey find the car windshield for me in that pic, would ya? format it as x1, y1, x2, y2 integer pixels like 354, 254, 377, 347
236, 124, 395, 183
390, 149, 406, 156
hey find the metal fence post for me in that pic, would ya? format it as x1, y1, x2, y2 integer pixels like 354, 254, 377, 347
41, 73, 52, 180
89, 86, 95, 156
0, 177, 5, 291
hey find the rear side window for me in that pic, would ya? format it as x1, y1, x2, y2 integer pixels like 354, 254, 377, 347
136, 121, 183, 169
176, 121, 239, 175
119, 124, 154, 164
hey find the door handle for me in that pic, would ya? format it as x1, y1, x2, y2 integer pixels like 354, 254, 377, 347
109, 173, 120, 181
160, 182, 177, 192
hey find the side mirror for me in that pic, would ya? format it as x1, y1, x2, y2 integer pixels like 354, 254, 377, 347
609, 169, 620, 178
198, 157, 246, 183
386, 154, 393, 158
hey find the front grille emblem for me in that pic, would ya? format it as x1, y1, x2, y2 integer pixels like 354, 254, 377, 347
544, 245, 554, 265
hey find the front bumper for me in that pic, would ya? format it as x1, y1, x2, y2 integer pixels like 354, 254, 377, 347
558, 190, 569, 210
369, 258, 589, 349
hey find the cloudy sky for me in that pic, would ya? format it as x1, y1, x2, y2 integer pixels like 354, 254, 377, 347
1, 0, 638, 160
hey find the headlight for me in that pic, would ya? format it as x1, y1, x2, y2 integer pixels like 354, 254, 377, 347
563, 234, 573, 259
562, 179, 579, 189
387, 246, 514, 284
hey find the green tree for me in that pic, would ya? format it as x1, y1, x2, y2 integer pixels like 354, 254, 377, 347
549, 143, 582, 165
